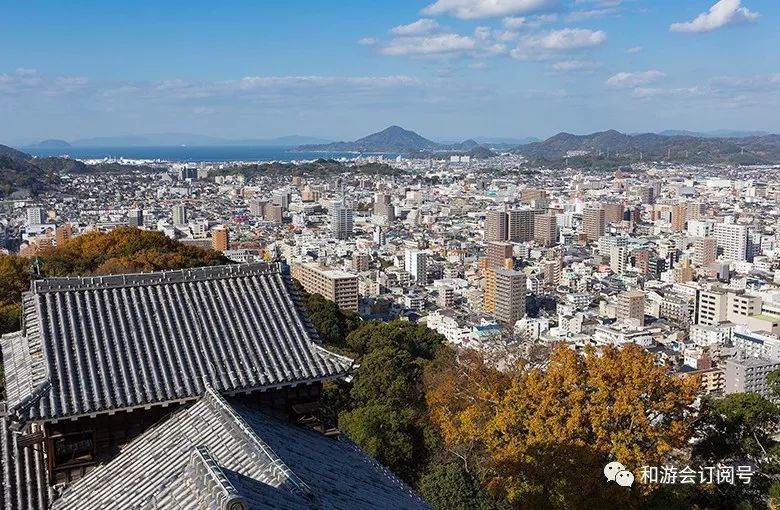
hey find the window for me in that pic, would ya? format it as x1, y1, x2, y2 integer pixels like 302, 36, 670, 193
52, 432, 94, 468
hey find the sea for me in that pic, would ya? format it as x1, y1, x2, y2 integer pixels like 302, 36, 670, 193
23, 145, 397, 163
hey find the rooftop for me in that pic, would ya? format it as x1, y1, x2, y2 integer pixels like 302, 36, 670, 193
1, 262, 353, 424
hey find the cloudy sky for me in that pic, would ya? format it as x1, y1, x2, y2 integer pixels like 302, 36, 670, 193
1, 0, 776, 143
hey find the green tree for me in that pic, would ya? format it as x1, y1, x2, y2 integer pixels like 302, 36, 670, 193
419, 462, 507, 510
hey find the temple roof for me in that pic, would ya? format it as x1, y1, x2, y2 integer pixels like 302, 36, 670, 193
51, 387, 430, 510
0, 263, 353, 423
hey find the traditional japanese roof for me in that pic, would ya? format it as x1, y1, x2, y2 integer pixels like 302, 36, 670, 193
0, 414, 49, 510
51, 387, 430, 510
0, 263, 353, 423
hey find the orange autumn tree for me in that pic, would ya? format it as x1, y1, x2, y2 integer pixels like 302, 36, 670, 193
425, 343, 700, 510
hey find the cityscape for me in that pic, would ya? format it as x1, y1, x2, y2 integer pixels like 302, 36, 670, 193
2, 1, 780, 509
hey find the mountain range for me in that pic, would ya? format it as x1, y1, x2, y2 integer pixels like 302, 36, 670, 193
517, 129, 780, 165
298, 126, 780, 165
22, 134, 333, 148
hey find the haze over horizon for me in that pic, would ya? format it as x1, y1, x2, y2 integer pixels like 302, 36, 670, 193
1, 0, 777, 144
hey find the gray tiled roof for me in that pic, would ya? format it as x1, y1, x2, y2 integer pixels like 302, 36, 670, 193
0, 263, 353, 423
51, 387, 431, 510
0, 414, 49, 510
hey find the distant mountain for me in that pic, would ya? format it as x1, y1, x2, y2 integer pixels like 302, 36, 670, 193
68, 133, 331, 147
474, 136, 540, 145
297, 125, 496, 157
658, 130, 772, 139
515, 129, 780, 165
26, 139, 72, 149
298, 126, 440, 153
0, 144, 57, 196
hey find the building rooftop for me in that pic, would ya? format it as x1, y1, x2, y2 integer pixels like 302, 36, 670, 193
50, 386, 430, 510
1, 262, 353, 424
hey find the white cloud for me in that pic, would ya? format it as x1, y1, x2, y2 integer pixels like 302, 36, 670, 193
510, 28, 606, 61
626, 46, 642, 54
380, 34, 476, 56
549, 60, 601, 72
606, 70, 665, 88
520, 28, 607, 50
575, 0, 625, 6
631, 87, 706, 99
358, 37, 378, 46
475, 26, 518, 42
565, 8, 614, 22
421, 0, 558, 19
502, 13, 557, 28
670, 0, 759, 33
390, 18, 440, 36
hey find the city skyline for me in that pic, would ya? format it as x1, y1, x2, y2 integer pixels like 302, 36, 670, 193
1, 0, 778, 143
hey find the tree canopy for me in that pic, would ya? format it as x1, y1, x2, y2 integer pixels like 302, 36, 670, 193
425, 344, 700, 509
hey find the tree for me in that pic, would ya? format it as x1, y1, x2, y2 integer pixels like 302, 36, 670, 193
337, 345, 438, 483
687, 393, 780, 509
425, 344, 700, 509
419, 462, 508, 510
294, 287, 360, 349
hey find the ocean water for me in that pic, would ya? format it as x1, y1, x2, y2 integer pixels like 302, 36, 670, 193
23, 145, 392, 162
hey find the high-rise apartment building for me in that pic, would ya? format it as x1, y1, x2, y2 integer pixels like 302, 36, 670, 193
610, 245, 629, 275
617, 291, 645, 326
485, 210, 509, 242
533, 214, 558, 247
693, 237, 718, 267
128, 208, 144, 228
582, 206, 605, 242
404, 249, 428, 283
486, 242, 514, 270
55, 223, 73, 246
295, 263, 359, 312
26, 207, 44, 226
331, 199, 354, 240
211, 225, 229, 252
508, 209, 538, 242
602, 203, 625, 225
487, 269, 526, 324
373, 193, 395, 222
714, 223, 748, 261
172, 205, 188, 226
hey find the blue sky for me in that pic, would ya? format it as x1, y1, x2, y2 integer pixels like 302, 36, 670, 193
1, 0, 777, 143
